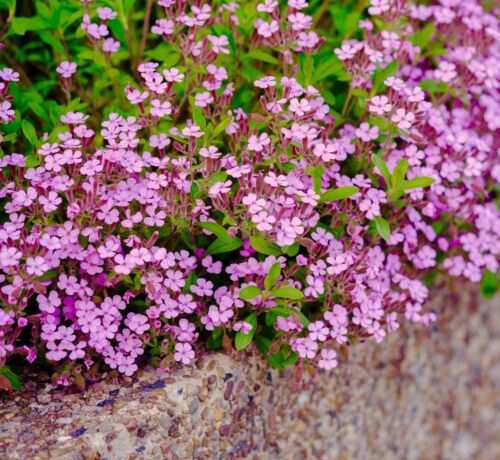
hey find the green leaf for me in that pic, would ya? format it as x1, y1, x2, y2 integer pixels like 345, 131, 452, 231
297, 53, 313, 86
206, 237, 242, 255
25, 153, 41, 168
480, 270, 498, 298
400, 176, 435, 191
205, 328, 223, 350
371, 60, 398, 95
391, 159, 408, 189
9, 16, 48, 35
318, 186, 359, 203
211, 116, 232, 139
239, 285, 262, 300
390, 176, 435, 200
244, 49, 279, 65
0, 366, 21, 390
372, 154, 391, 187
308, 165, 325, 194
206, 171, 228, 187
264, 262, 281, 291
249, 234, 282, 256
234, 313, 258, 350
292, 309, 311, 327
409, 23, 436, 48
197, 221, 231, 241
143, 43, 181, 67
282, 242, 300, 257
192, 105, 206, 131
312, 55, 344, 82
374, 216, 391, 241
22, 120, 38, 147
271, 286, 304, 300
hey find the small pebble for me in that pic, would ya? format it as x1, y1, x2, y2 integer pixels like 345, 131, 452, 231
71, 427, 87, 438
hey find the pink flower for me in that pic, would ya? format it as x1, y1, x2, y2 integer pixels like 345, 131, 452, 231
209, 180, 232, 196
391, 109, 415, 130
174, 342, 195, 365
368, 95, 392, 115
163, 68, 184, 83
207, 35, 230, 54
318, 349, 338, 369
150, 99, 173, 117
252, 211, 276, 232
125, 313, 150, 335
26, 256, 49, 277
308, 321, 329, 342
195, 92, 214, 108
355, 122, 379, 142
56, 61, 77, 78
254, 76, 276, 88
293, 338, 318, 359
182, 124, 204, 137
152, 19, 174, 36
257, 20, 279, 38
97, 7, 117, 21
233, 321, 253, 334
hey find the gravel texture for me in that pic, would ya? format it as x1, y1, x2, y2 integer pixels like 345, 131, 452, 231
0, 287, 499, 460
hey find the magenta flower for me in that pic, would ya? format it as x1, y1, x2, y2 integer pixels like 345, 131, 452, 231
56, 61, 77, 78
173, 342, 195, 365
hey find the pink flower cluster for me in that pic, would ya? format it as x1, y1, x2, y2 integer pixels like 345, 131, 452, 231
0, 0, 498, 385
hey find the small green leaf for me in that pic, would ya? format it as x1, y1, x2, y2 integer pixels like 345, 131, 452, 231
264, 262, 281, 291
244, 49, 279, 65
308, 165, 325, 194
234, 313, 258, 350
409, 23, 436, 48
25, 154, 41, 168
390, 176, 435, 200
206, 171, 228, 187
22, 120, 38, 147
374, 216, 391, 241
282, 242, 300, 257
292, 309, 310, 327
0, 366, 21, 390
239, 285, 262, 300
249, 234, 282, 256
312, 55, 344, 82
211, 116, 232, 138
318, 186, 359, 203
480, 270, 498, 298
206, 328, 223, 350
271, 286, 304, 300
391, 159, 408, 189
192, 105, 206, 131
197, 221, 231, 241
9, 16, 48, 35
206, 237, 242, 255
372, 154, 391, 187
371, 60, 398, 95
401, 176, 435, 191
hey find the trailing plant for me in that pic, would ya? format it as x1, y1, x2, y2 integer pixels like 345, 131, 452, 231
0, 0, 498, 390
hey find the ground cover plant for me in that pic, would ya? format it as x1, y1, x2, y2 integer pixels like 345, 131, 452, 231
0, 0, 498, 391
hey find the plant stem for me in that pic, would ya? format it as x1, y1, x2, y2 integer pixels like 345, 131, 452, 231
139, 0, 154, 59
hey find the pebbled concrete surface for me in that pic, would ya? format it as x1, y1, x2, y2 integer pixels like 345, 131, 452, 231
0, 287, 499, 459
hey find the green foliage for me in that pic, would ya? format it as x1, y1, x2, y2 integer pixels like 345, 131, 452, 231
318, 186, 359, 203
264, 262, 281, 291
480, 270, 498, 298
0, 366, 21, 391
249, 234, 282, 256
374, 216, 391, 241
239, 285, 262, 300
271, 286, 304, 300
